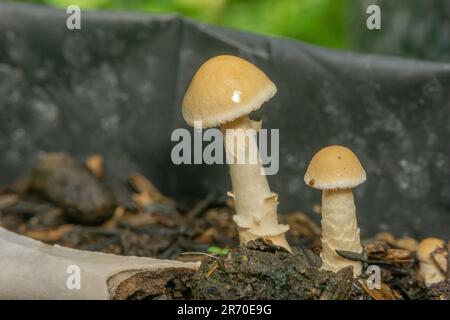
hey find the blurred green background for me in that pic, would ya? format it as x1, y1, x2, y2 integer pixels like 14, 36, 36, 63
6, 0, 450, 62
8, 0, 351, 49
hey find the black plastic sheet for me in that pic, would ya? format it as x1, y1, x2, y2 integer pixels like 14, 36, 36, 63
0, 3, 449, 238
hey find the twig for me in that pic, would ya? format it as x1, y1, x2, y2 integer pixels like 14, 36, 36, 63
335, 249, 367, 262
186, 191, 218, 220
430, 246, 448, 276
389, 278, 413, 300
180, 251, 218, 260
336, 249, 409, 275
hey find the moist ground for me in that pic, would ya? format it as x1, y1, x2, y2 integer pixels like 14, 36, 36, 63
0, 152, 448, 300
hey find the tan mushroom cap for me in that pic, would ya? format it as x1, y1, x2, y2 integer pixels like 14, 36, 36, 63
182, 55, 277, 128
417, 238, 445, 264
304, 145, 366, 190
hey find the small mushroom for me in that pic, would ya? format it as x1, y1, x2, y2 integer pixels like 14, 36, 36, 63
304, 145, 366, 276
417, 238, 447, 286
182, 55, 290, 250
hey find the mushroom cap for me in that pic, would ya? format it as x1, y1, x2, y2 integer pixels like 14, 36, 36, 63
417, 238, 445, 263
304, 145, 366, 190
182, 55, 277, 128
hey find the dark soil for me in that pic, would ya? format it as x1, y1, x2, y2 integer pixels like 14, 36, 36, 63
425, 281, 450, 300
0, 152, 448, 300
190, 238, 353, 300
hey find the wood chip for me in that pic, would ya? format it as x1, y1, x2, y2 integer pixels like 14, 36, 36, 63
384, 248, 412, 263
0, 194, 19, 210
205, 260, 219, 278
132, 192, 155, 208
102, 206, 126, 229
85, 154, 104, 178
24, 224, 74, 242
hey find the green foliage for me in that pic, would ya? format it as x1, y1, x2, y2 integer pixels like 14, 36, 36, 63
207, 246, 229, 256
11, 0, 349, 48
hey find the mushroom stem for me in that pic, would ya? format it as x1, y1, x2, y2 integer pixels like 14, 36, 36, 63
220, 116, 290, 250
320, 189, 362, 276
419, 261, 446, 286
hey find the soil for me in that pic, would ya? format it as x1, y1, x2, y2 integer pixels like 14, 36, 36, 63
190, 238, 353, 300
425, 281, 450, 300
0, 152, 448, 300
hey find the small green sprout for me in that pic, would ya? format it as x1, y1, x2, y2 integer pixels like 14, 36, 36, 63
207, 246, 229, 256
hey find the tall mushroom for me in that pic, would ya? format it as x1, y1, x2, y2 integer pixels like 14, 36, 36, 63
304, 145, 366, 276
182, 55, 290, 250
417, 238, 447, 286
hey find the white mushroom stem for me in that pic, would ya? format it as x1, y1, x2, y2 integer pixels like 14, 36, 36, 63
0, 227, 199, 299
220, 115, 290, 251
419, 261, 446, 286
320, 189, 362, 276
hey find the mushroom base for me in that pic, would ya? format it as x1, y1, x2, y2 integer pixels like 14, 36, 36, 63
238, 227, 291, 250
221, 116, 290, 251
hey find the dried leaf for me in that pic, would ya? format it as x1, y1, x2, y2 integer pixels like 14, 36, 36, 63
384, 248, 412, 263
396, 237, 418, 251
123, 211, 159, 227
358, 279, 402, 300
132, 192, 155, 208
196, 228, 216, 244
365, 241, 412, 265
375, 232, 418, 251
365, 241, 387, 256
129, 173, 173, 205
